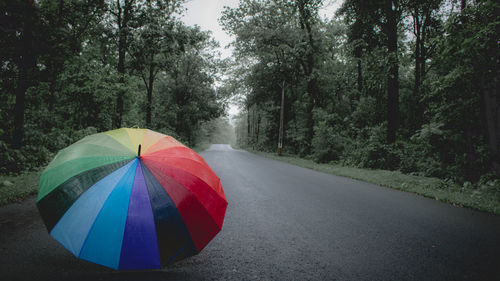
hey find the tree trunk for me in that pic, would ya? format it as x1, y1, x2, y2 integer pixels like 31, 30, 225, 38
357, 58, 363, 95
297, 1, 317, 153
146, 63, 155, 127
412, 15, 422, 133
114, 0, 132, 128
385, 1, 399, 144
247, 107, 251, 147
256, 112, 261, 146
305, 82, 315, 150
48, 0, 65, 112
461, 0, 467, 11
464, 122, 479, 181
483, 78, 500, 175
278, 81, 285, 155
12, 0, 35, 149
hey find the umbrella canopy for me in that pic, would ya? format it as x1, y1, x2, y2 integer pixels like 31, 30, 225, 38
36, 128, 227, 270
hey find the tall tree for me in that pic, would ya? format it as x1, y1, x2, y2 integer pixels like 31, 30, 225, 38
428, 0, 500, 179
129, 0, 183, 126
340, 0, 403, 144
405, 0, 442, 132
111, 0, 135, 128
11, 0, 36, 149
294, 0, 322, 151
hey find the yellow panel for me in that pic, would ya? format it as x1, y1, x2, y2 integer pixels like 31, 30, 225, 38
125, 128, 147, 153
142, 129, 167, 154
103, 128, 135, 154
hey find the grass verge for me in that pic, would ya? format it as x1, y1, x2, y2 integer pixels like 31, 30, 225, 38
248, 149, 500, 215
0, 168, 42, 206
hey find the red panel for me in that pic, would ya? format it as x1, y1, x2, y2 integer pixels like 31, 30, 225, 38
146, 146, 209, 166
143, 152, 226, 201
143, 158, 227, 229
143, 160, 226, 252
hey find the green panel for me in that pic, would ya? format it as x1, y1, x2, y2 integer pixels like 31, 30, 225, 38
38, 155, 134, 201
46, 134, 134, 171
46, 144, 134, 172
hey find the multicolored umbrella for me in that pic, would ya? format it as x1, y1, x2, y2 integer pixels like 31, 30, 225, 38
36, 128, 227, 270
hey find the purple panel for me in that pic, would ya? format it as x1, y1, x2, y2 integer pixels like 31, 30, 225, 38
119, 161, 161, 270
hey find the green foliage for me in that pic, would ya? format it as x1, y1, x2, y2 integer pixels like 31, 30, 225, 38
0, 168, 42, 206
195, 117, 236, 147
312, 109, 344, 163
0, 0, 227, 178
230, 0, 500, 190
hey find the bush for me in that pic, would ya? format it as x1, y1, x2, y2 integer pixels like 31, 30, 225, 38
339, 124, 400, 170
0, 126, 103, 175
312, 121, 344, 163
0, 141, 50, 174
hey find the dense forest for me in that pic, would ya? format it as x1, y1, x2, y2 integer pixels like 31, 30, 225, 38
223, 0, 499, 185
0, 0, 233, 173
1, 0, 499, 188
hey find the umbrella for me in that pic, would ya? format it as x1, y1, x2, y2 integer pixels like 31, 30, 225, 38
36, 128, 227, 270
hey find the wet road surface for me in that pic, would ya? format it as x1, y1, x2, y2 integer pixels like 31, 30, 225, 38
1, 144, 499, 280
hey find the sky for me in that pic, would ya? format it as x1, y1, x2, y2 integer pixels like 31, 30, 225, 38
180, 0, 343, 117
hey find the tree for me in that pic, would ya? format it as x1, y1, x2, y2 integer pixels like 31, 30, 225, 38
339, 0, 403, 144
128, 0, 183, 126
110, 0, 135, 128
294, 0, 323, 151
221, 0, 323, 152
153, 25, 225, 145
405, 0, 443, 132
428, 0, 500, 180
10, 0, 36, 149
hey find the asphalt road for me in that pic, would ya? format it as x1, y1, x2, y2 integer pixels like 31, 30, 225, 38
1, 144, 499, 281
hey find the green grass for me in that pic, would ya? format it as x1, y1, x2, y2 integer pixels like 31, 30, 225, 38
0, 168, 43, 206
248, 150, 500, 215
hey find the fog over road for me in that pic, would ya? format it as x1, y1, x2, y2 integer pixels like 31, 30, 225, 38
1, 144, 499, 281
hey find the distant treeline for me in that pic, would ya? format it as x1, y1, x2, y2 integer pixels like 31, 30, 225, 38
223, 0, 499, 184
0, 0, 231, 173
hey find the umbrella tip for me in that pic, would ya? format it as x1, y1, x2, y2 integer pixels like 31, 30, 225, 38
138, 144, 141, 158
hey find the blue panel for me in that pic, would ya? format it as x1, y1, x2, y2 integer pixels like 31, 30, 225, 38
50, 160, 136, 256
78, 159, 138, 269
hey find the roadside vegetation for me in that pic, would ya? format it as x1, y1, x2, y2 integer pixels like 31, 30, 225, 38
1, 1, 498, 212
223, 0, 499, 214
1, 0, 230, 176
0, 169, 41, 206
247, 149, 500, 215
